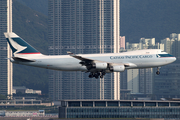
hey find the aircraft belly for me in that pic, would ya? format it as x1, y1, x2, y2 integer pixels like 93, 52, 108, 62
40, 59, 87, 71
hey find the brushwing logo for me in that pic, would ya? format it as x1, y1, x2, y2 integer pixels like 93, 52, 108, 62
8, 37, 27, 54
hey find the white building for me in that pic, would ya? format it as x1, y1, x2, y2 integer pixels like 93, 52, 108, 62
5, 110, 45, 117
140, 38, 155, 49
13, 86, 41, 95
127, 69, 139, 93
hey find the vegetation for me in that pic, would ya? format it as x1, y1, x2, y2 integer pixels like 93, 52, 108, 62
12, 0, 49, 94
16, 0, 48, 16
0, 94, 6, 100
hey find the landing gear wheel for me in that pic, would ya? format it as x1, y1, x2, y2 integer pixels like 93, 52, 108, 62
100, 72, 105, 78
95, 74, 99, 79
156, 67, 161, 75
89, 73, 93, 78
100, 75, 103, 78
89, 74, 93, 78
156, 71, 160, 75
102, 72, 106, 76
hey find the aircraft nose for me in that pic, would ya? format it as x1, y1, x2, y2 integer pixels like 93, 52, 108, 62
167, 57, 176, 64
170, 57, 176, 63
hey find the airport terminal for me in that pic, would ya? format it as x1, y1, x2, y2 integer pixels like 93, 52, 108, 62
59, 100, 180, 119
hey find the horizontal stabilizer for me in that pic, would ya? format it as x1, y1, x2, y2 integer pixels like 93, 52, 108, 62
12, 57, 35, 62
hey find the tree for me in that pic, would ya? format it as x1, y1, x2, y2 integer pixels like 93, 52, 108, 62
0, 94, 6, 100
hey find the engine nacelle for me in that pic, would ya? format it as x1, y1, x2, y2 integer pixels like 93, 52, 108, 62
109, 65, 125, 72
92, 62, 108, 69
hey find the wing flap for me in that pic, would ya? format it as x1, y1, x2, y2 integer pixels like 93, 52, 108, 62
67, 51, 94, 66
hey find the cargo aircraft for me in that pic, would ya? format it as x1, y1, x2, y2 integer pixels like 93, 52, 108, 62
4, 32, 176, 79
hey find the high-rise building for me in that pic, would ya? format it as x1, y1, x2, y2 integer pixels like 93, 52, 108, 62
0, 0, 13, 98
153, 63, 180, 99
48, 0, 120, 100
161, 38, 172, 55
125, 38, 157, 95
170, 33, 180, 60
127, 69, 139, 93
139, 68, 153, 94
140, 38, 155, 49
153, 33, 180, 99
120, 36, 125, 49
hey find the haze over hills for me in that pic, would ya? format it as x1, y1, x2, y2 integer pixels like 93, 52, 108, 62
16, 0, 48, 16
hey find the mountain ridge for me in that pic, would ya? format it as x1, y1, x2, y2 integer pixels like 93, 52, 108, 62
13, 0, 49, 94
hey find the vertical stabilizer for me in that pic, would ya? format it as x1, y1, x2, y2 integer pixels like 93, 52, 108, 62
4, 32, 41, 56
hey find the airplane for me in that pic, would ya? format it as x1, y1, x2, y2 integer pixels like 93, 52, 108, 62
4, 32, 176, 79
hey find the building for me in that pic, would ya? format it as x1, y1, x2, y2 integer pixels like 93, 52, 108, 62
0, 111, 5, 117
153, 33, 180, 99
13, 86, 42, 94
161, 38, 173, 55
139, 68, 153, 94
140, 38, 155, 49
160, 33, 180, 60
5, 110, 45, 117
153, 62, 180, 99
48, 0, 120, 100
127, 69, 139, 93
0, 0, 13, 98
120, 36, 125, 49
125, 38, 157, 97
59, 100, 180, 119
170, 33, 180, 60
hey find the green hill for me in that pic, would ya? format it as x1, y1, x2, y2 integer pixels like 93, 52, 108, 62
13, 0, 49, 94
16, 0, 48, 16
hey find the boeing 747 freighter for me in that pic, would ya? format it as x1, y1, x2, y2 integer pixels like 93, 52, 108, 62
4, 32, 176, 79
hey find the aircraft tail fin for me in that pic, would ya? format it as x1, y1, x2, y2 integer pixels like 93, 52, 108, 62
4, 32, 41, 56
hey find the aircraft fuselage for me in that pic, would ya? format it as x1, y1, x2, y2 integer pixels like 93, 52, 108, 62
12, 49, 176, 72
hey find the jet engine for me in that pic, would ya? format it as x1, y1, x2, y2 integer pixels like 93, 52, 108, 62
109, 65, 125, 72
92, 62, 108, 69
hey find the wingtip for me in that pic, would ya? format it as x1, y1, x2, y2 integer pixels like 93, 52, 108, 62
67, 51, 75, 56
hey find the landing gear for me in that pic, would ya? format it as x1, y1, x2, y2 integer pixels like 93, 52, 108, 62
88, 73, 94, 78
100, 72, 106, 78
156, 67, 160, 75
156, 71, 160, 75
94, 73, 100, 79
88, 72, 106, 79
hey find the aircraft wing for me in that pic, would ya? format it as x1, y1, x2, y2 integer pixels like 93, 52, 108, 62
67, 51, 136, 68
67, 51, 126, 66
67, 51, 93, 63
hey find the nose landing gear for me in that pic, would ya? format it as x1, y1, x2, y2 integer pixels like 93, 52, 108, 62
156, 67, 160, 75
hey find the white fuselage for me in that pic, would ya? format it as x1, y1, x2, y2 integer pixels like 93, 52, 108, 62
12, 49, 176, 72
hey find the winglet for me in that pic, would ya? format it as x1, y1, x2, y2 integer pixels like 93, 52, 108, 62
67, 51, 75, 56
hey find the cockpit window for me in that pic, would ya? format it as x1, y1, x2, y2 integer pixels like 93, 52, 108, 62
158, 54, 174, 57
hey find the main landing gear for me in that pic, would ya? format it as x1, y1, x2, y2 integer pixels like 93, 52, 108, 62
89, 72, 106, 79
156, 67, 160, 75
